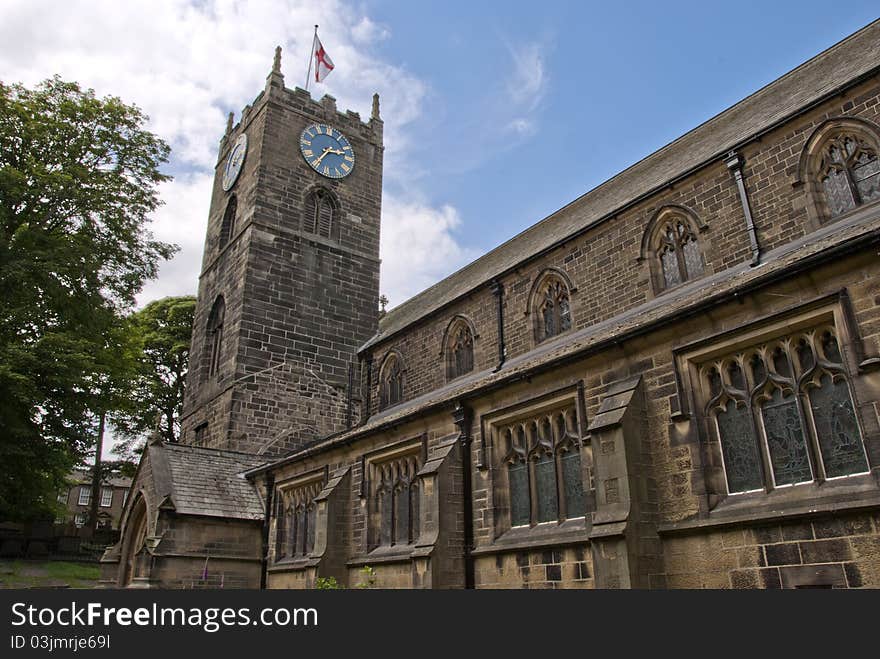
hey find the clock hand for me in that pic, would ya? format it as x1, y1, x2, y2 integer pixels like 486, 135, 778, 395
313, 146, 332, 167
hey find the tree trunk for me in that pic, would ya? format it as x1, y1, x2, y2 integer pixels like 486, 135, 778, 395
88, 411, 105, 534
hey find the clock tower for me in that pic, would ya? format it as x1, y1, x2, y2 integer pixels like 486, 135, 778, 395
180, 47, 384, 457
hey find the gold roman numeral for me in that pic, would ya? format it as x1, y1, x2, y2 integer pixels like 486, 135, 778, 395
340, 163, 350, 173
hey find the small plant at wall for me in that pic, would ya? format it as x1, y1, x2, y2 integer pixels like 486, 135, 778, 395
314, 576, 341, 590
355, 565, 376, 589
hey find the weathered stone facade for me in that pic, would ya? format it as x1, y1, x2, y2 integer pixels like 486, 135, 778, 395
110, 22, 880, 589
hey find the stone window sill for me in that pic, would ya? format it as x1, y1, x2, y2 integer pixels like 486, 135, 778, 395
268, 556, 318, 572
472, 518, 590, 556
347, 544, 415, 566
658, 473, 880, 535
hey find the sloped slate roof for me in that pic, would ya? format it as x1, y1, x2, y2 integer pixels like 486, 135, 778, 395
363, 19, 880, 352
158, 443, 265, 520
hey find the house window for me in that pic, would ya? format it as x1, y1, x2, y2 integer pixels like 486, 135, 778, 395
304, 188, 337, 239
57, 489, 69, 504
206, 296, 225, 379
100, 488, 113, 507
368, 453, 421, 550
702, 325, 869, 494
816, 132, 880, 219
274, 479, 322, 562
74, 513, 86, 528
445, 318, 475, 380
219, 195, 237, 247
78, 487, 91, 507
532, 274, 572, 343
500, 405, 589, 527
379, 353, 404, 409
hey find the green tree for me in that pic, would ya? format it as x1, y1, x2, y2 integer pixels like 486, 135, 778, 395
112, 295, 196, 460
0, 76, 176, 522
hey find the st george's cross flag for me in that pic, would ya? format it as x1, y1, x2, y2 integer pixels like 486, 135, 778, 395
314, 36, 335, 82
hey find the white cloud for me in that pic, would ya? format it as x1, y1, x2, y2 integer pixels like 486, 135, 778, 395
505, 41, 547, 110
0, 0, 468, 311
380, 197, 482, 308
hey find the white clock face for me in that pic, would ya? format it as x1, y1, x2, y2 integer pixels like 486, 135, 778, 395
222, 133, 248, 191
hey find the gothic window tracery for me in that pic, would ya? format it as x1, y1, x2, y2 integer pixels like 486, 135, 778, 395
368, 454, 421, 550
702, 326, 868, 494
655, 215, 703, 290
499, 405, 590, 528
532, 274, 572, 343
274, 480, 322, 562
816, 132, 880, 219
379, 353, 404, 409
445, 318, 475, 381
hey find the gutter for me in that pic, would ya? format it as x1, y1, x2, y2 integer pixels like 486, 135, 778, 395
725, 151, 761, 266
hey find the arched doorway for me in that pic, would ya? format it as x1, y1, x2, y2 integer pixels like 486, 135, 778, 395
120, 495, 149, 586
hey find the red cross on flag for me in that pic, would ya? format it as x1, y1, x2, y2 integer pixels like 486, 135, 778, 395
314, 36, 335, 83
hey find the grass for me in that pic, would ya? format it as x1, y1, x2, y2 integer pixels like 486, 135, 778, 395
0, 559, 100, 589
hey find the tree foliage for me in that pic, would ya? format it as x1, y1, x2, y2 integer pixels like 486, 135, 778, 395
112, 295, 196, 460
0, 76, 176, 521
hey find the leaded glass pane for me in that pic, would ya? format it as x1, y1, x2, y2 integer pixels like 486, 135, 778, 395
823, 168, 856, 218
561, 451, 586, 518
379, 489, 392, 546
508, 462, 530, 526
822, 333, 842, 363
559, 297, 571, 332
750, 355, 766, 386
275, 506, 287, 558
762, 389, 812, 486
394, 485, 410, 545
853, 151, 880, 203
683, 238, 702, 279
809, 374, 868, 478
534, 454, 558, 523
296, 508, 306, 555
306, 505, 316, 554
716, 399, 763, 493
728, 363, 746, 391
542, 302, 555, 338
409, 484, 420, 543
797, 341, 814, 372
661, 248, 681, 288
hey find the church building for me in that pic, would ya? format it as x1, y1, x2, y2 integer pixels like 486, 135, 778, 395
102, 20, 880, 589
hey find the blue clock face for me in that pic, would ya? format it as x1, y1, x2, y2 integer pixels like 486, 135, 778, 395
299, 123, 355, 179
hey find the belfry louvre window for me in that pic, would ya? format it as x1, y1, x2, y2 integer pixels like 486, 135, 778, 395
536, 277, 572, 343
368, 453, 421, 550
305, 189, 336, 239
817, 132, 880, 219
219, 195, 237, 248
274, 480, 322, 561
702, 325, 868, 494
206, 296, 225, 379
500, 405, 588, 527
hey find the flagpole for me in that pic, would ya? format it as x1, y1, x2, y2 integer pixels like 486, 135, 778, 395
304, 24, 318, 91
